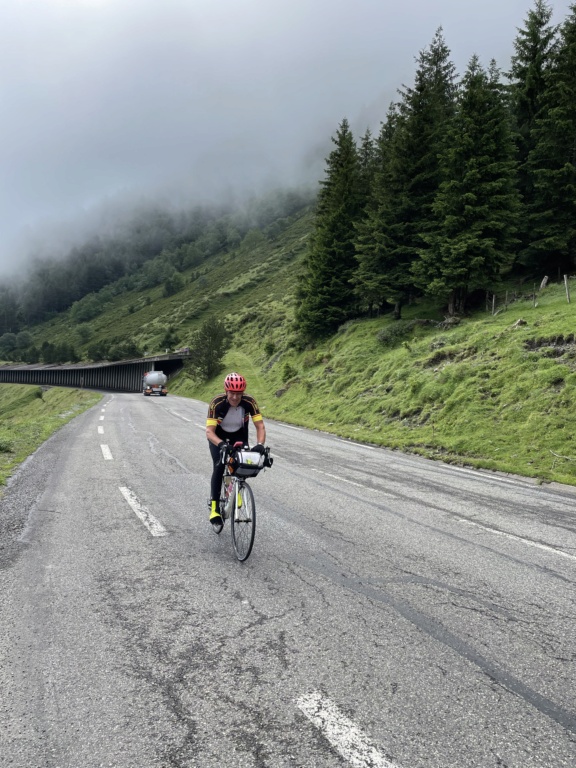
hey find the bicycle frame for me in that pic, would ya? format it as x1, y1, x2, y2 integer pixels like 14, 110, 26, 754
217, 446, 257, 561
222, 470, 243, 521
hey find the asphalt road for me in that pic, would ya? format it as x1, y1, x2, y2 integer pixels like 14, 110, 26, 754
0, 392, 575, 768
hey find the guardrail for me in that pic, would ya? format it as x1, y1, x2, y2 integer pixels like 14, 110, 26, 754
0, 353, 187, 392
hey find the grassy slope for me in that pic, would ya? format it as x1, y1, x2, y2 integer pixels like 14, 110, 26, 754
32, 208, 313, 355
0, 385, 102, 486
16, 205, 576, 486
179, 284, 576, 486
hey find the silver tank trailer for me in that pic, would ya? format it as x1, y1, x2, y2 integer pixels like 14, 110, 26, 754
143, 371, 168, 396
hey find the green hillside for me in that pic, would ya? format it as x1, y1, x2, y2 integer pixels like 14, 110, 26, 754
12, 204, 575, 488
26, 207, 313, 357
1, 204, 576, 484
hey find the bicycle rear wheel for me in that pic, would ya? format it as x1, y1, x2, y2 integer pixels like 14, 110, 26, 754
231, 481, 256, 561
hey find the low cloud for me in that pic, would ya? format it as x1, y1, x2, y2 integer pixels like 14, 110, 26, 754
0, 0, 571, 274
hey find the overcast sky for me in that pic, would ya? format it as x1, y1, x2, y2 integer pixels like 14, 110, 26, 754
0, 0, 572, 276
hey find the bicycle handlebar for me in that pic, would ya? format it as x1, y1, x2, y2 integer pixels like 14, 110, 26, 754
219, 442, 273, 468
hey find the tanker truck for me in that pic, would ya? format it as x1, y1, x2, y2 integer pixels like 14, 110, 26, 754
142, 371, 168, 396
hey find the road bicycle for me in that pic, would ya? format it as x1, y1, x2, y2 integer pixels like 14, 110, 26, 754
212, 441, 273, 561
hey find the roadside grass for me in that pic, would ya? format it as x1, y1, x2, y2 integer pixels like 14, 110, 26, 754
0, 385, 102, 487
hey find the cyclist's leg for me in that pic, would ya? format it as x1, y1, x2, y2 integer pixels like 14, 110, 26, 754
209, 442, 224, 502
208, 427, 243, 523
208, 442, 225, 525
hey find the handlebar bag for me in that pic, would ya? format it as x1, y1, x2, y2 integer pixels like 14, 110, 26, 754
233, 450, 266, 477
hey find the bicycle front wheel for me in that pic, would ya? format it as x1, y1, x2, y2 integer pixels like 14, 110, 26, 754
231, 481, 256, 561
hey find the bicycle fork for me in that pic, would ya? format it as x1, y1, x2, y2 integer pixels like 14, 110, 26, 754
232, 481, 251, 523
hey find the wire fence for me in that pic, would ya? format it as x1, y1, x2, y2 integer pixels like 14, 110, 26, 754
486, 274, 572, 315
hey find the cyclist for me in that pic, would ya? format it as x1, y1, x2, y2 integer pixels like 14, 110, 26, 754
206, 372, 266, 527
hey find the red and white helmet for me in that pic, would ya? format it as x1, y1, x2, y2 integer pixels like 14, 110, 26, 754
224, 372, 247, 392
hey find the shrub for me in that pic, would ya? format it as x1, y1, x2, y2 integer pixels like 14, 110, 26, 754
298, 350, 313, 366
377, 319, 438, 347
76, 324, 93, 343
70, 294, 104, 323
377, 321, 414, 346
337, 320, 355, 334
163, 272, 185, 297
282, 362, 297, 382
188, 317, 230, 380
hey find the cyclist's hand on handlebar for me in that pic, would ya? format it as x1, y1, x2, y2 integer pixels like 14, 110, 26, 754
250, 443, 266, 454
218, 440, 230, 458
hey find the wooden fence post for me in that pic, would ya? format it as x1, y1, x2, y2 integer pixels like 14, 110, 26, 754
565, 275, 571, 304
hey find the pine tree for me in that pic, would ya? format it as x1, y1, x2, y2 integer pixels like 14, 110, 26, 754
508, 0, 558, 264
354, 29, 457, 318
296, 119, 361, 339
395, 29, 458, 262
352, 105, 408, 317
525, 5, 576, 274
415, 57, 520, 315
509, 1, 557, 165
357, 128, 377, 207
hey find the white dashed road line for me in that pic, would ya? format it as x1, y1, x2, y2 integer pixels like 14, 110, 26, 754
310, 468, 395, 497
99, 415, 104, 421
98, 426, 104, 434
168, 410, 191, 422
119, 487, 168, 537
457, 518, 576, 562
311, 468, 365, 488
100, 444, 113, 460
335, 438, 376, 450
297, 692, 398, 768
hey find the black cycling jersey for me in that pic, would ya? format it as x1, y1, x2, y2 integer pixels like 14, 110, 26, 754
206, 393, 263, 444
